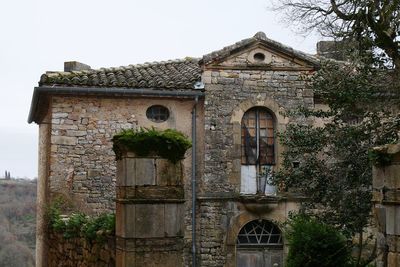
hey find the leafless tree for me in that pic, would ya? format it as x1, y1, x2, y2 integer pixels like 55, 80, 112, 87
272, 0, 400, 69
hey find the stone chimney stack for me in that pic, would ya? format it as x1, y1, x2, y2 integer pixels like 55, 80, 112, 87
316, 40, 354, 61
64, 61, 91, 72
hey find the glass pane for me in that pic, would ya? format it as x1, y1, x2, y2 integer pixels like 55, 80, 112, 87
237, 220, 283, 246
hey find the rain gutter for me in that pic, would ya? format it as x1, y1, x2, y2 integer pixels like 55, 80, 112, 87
28, 86, 204, 123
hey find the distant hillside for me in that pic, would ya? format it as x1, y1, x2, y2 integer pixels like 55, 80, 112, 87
0, 179, 36, 267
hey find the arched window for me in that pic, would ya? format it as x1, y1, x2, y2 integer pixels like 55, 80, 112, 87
236, 220, 283, 267
241, 107, 275, 195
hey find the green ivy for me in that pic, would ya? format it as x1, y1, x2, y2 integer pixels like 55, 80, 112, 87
368, 149, 393, 167
112, 128, 192, 163
47, 201, 115, 242
81, 213, 116, 242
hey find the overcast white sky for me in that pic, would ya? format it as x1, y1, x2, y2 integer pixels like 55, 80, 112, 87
0, 0, 321, 178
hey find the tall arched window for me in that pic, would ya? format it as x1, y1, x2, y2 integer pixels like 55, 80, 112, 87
241, 107, 275, 195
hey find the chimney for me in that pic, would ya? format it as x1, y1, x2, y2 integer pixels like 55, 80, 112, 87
64, 61, 91, 72
316, 40, 356, 61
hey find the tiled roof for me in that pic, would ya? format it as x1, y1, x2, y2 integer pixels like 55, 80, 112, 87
39, 58, 202, 90
201, 32, 320, 67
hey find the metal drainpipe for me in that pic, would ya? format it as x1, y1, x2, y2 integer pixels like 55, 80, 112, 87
191, 96, 198, 267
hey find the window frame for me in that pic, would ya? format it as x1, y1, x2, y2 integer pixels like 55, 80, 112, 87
241, 107, 276, 166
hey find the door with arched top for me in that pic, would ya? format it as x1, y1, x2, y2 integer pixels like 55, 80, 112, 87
236, 220, 283, 267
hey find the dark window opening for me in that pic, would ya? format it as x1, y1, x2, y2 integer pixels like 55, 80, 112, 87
146, 105, 170, 123
253, 52, 266, 62
241, 107, 275, 165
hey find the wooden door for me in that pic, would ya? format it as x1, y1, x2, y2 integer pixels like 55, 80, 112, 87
237, 248, 283, 267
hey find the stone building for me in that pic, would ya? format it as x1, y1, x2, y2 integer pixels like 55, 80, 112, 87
29, 32, 321, 267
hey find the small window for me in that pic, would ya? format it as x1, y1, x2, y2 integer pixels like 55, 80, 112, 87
146, 105, 169, 123
253, 52, 266, 62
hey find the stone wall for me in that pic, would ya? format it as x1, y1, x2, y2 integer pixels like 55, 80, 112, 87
198, 47, 314, 266
202, 68, 313, 194
48, 96, 196, 213
47, 232, 115, 267
372, 144, 400, 267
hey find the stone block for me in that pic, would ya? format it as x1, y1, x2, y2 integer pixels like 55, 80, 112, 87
135, 204, 164, 238
164, 204, 184, 237
67, 130, 87, 137
156, 159, 182, 186
383, 165, 400, 189
372, 190, 383, 202
128, 186, 184, 200
53, 112, 69, 119
302, 89, 314, 97
88, 169, 101, 178
135, 158, 155, 185
116, 203, 136, 238
384, 189, 400, 204
116, 249, 135, 267
386, 206, 400, 235
373, 167, 384, 189
387, 235, 400, 252
124, 157, 136, 186
374, 207, 386, 232
51, 136, 77, 146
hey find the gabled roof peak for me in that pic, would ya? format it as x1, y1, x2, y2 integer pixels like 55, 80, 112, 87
201, 32, 320, 68
253, 31, 267, 40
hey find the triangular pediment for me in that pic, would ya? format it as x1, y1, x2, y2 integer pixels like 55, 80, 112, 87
201, 32, 319, 71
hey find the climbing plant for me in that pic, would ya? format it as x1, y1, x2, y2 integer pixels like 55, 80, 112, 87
112, 128, 192, 163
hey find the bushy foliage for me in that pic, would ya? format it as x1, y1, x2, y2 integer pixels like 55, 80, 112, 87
0, 242, 35, 267
82, 213, 116, 242
48, 200, 115, 242
273, 60, 400, 238
285, 214, 352, 267
0, 179, 36, 266
112, 127, 192, 162
270, 57, 400, 267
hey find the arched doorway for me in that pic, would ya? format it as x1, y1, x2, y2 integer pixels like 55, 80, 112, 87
236, 220, 283, 267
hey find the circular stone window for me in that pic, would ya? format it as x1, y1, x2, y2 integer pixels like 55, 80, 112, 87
146, 105, 170, 123
253, 52, 266, 62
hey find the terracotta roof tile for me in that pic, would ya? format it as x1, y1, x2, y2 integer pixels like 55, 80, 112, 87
39, 58, 202, 90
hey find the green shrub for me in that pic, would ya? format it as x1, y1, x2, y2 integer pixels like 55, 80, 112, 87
112, 128, 192, 163
368, 149, 393, 167
46, 198, 66, 232
82, 213, 115, 242
47, 201, 115, 243
63, 213, 88, 239
285, 214, 352, 267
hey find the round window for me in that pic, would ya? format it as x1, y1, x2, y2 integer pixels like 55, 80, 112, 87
253, 52, 266, 62
146, 105, 170, 123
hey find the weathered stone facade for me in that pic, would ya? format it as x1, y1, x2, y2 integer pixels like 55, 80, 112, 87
372, 144, 400, 267
48, 96, 196, 213
47, 232, 115, 266
196, 35, 316, 266
30, 32, 320, 266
